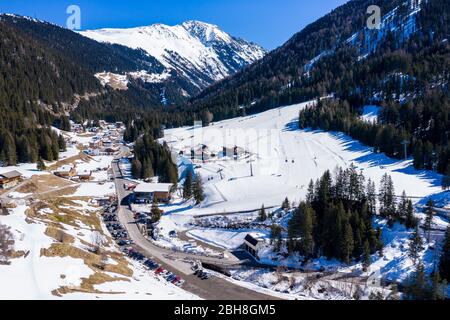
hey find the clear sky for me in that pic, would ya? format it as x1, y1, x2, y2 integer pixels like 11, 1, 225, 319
0, 0, 348, 49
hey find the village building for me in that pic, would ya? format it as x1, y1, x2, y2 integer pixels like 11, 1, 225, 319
103, 147, 119, 156
54, 165, 77, 178
243, 233, 264, 260
0, 171, 22, 189
132, 183, 174, 203
77, 169, 92, 181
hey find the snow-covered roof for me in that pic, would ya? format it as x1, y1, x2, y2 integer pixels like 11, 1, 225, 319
0, 170, 22, 179
55, 165, 74, 173
134, 183, 174, 193
77, 169, 92, 176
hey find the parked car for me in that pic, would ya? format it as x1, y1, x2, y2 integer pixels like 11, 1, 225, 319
171, 276, 181, 284
175, 279, 185, 287
200, 273, 210, 280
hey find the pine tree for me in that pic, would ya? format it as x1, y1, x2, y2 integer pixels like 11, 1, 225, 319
379, 173, 396, 225
408, 226, 424, 265
281, 197, 291, 212
298, 202, 315, 259
182, 170, 193, 200
193, 173, 205, 204
405, 263, 429, 300
150, 197, 162, 222
430, 270, 447, 300
405, 200, 417, 229
306, 180, 315, 203
131, 158, 142, 179
141, 157, 154, 179
397, 191, 409, 222
366, 179, 377, 215
341, 219, 354, 264
3, 132, 17, 165
270, 223, 282, 252
57, 134, 66, 152
287, 207, 301, 253
362, 240, 371, 271
424, 199, 434, 241
36, 158, 46, 171
442, 164, 450, 190
439, 226, 450, 282
258, 205, 267, 222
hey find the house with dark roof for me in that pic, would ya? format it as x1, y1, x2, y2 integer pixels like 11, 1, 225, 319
0, 171, 22, 189
243, 233, 264, 260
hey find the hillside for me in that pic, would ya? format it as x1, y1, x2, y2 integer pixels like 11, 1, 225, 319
180, 0, 450, 175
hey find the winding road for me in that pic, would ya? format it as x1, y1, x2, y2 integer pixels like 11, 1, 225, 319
111, 160, 280, 300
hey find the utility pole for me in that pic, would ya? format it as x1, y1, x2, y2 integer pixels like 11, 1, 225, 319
217, 169, 223, 180
248, 159, 255, 177
401, 140, 409, 160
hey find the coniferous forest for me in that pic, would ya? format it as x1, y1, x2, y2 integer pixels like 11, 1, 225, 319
288, 166, 418, 264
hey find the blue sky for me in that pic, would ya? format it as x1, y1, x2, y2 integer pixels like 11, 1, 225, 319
0, 0, 348, 49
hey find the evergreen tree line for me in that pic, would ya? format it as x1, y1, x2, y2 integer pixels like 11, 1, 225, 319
131, 133, 178, 185
403, 225, 450, 300
0, 127, 66, 165
298, 94, 450, 180
182, 0, 449, 125
287, 166, 419, 264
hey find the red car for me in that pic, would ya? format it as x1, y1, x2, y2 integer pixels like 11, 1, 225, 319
155, 267, 164, 274
171, 276, 181, 284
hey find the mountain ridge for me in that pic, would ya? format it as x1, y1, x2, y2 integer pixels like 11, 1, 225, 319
80, 20, 266, 94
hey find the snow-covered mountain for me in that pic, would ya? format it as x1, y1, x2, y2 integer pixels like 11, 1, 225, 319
80, 21, 266, 91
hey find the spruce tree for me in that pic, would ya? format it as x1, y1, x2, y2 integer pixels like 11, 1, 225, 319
281, 197, 291, 212
298, 202, 315, 259
430, 270, 447, 300
36, 158, 46, 171
258, 205, 267, 222
131, 158, 142, 179
439, 226, 450, 282
306, 180, 315, 203
366, 179, 377, 215
424, 199, 434, 241
270, 223, 282, 252
408, 226, 424, 265
141, 158, 154, 179
362, 240, 371, 272
193, 173, 205, 204
341, 219, 354, 264
58, 134, 66, 152
442, 164, 450, 190
183, 170, 193, 200
405, 263, 429, 300
405, 200, 417, 229
379, 173, 396, 225
397, 191, 408, 222
3, 133, 17, 165
150, 197, 162, 222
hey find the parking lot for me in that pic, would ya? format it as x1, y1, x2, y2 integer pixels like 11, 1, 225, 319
101, 201, 193, 288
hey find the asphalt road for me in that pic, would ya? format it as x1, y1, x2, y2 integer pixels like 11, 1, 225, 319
111, 160, 280, 300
